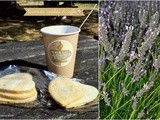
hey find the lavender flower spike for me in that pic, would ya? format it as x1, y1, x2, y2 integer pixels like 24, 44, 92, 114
138, 109, 145, 119
132, 19, 160, 82
136, 81, 154, 98
101, 83, 111, 106
132, 81, 154, 110
102, 91, 111, 106
154, 55, 160, 71
114, 26, 133, 69
132, 96, 137, 110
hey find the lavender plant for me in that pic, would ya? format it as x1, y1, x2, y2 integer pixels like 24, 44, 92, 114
99, 1, 160, 119
114, 26, 133, 69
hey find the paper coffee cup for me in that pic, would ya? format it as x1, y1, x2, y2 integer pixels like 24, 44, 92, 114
41, 25, 80, 78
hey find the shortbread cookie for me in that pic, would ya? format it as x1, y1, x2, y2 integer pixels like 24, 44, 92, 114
0, 91, 37, 104
0, 73, 35, 93
0, 88, 37, 100
48, 77, 84, 107
66, 84, 98, 108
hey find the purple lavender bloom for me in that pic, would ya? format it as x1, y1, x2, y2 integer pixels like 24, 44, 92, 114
154, 55, 160, 71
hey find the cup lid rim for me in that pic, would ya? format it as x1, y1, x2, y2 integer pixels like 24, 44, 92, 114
40, 25, 81, 35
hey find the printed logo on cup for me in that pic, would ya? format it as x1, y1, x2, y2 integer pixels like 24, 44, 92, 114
48, 40, 73, 67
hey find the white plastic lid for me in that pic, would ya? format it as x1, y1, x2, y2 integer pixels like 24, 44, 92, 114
40, 25, 81, 35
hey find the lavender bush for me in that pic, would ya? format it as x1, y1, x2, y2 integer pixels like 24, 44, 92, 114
99, 1, 160, 119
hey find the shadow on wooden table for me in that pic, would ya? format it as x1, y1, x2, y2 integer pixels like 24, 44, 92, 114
0, 60, 47, 70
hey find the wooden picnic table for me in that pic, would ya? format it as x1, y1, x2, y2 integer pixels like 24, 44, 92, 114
0, 35, 98, 119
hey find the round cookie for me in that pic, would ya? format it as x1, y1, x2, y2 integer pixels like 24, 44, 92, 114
0, 91, 37, 104
0, 73, 35, 93
0, 88, 37, 100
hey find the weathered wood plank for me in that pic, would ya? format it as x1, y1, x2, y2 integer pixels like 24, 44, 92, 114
0, 39, 97, 62
24, 8, 85, 16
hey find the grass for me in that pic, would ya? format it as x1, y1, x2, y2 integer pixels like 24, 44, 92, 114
99, 61, 160, 119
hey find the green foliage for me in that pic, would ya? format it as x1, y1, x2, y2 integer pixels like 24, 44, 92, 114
100, 61, 160, 119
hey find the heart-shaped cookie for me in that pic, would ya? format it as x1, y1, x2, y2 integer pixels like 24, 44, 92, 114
48, 77, 84, 107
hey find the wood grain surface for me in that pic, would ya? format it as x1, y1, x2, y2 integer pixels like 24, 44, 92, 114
0, 37, 98, 119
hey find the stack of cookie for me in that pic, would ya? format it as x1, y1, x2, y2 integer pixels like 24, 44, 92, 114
0, 73, 37, 104
48, 77, 98, 108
